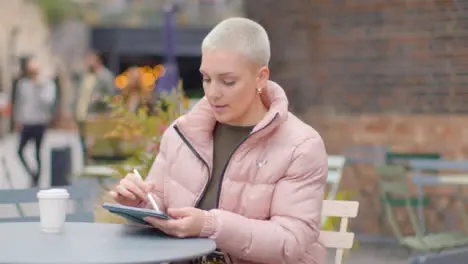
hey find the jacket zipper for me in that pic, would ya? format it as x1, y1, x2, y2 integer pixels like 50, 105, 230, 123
214, 114, 279, 208
174, 125, 211, 208
173, 113, 278, 209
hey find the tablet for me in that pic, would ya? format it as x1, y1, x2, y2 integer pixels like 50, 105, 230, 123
102, 203, 171, 226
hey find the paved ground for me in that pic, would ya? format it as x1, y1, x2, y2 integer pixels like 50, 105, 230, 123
0, 130, 84, 189
0, 130, 84, 219
0, 130, 413, 263
330, 245, 409, 264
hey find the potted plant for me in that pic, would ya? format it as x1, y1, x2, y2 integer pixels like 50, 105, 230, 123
93, 77, 190, 223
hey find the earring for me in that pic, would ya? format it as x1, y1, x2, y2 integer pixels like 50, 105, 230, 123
256, 87, 262, 94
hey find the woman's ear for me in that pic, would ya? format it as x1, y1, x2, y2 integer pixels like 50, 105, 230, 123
256, 66, 271, 108
257, 66, 270, 89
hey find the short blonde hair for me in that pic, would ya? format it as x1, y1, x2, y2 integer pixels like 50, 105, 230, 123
201, 17, 271, 66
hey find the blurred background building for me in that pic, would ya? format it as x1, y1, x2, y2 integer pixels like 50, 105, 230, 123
2, 0, 468, 161
2, 0, 468, 160
0, 0, 244, 135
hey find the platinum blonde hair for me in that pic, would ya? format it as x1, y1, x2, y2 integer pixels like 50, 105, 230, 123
201, 17, 271, 66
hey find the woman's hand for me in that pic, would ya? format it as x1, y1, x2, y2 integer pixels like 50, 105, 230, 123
109, 173, 154, 207
144, 207, 206, 238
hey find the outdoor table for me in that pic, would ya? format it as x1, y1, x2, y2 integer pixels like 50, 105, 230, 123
412, 174, 468, 233
0, 222, 216, 264
409, 246, 468, 264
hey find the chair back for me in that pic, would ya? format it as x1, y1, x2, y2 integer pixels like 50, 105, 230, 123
327, 155, 345, 184
326, 155, 346, 196
376, 164, 410, 196
410, 159, 468, 172
375, 164, 425, 239
344, 145, 389, 165
323, 156, 346, 225
319, 200, 359, 264
410, 159, 468, 185
0, 178, 99, 222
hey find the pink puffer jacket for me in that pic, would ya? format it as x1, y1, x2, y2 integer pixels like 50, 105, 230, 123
146, 81, 328, 264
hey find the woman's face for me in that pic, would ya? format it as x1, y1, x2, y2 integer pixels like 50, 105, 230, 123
200, 49, 268, 125
26, 59, 39, 77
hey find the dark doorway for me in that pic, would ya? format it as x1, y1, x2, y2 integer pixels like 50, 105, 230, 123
178, 56, 203, 98
118, 55, 163, 71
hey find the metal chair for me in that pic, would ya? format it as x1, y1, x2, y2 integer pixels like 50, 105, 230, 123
409, 159, 468, 234
320, 200, 360, 264
376, 164, 468, 253
322, 155, 346, 227
326, 155, 346, 201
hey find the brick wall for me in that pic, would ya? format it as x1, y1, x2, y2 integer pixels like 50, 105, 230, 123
245, 0, 468, 234
245, 0, 468, 156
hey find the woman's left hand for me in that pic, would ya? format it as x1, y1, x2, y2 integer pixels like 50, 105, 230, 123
144, 207, 206, 238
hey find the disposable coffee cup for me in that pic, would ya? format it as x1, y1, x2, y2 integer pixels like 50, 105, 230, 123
37, 189, 69, 233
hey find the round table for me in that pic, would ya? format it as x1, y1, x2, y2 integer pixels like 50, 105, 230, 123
0, 222, 216, 264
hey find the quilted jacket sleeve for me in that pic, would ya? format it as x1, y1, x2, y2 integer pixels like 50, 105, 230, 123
200, 136, 328, 264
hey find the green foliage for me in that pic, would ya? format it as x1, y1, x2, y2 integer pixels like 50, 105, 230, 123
103, 82, 188, 179
184, 88, 204, 99
34, 0, 76, 25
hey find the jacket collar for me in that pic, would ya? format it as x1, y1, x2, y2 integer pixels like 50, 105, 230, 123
174, 80, 289, 164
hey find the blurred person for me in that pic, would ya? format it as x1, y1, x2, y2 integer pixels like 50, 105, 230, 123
73, 50, 115, 163
110, 17, 327, 264
121, 67, 154, 114
10, 56, 32, 132
13, 57, 56, 187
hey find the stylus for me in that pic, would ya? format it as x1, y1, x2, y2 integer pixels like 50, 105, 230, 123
133, 169, 161, 213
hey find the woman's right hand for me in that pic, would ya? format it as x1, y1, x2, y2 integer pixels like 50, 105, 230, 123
109, 173, 154, 207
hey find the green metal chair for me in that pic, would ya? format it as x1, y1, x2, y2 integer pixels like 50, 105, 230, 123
381, 152, 441, 234
376, 164, 468, 253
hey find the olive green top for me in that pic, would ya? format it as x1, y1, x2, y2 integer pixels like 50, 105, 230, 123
197, 122, 254, 210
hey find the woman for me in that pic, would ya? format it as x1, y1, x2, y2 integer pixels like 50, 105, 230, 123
110, 17, 328, 264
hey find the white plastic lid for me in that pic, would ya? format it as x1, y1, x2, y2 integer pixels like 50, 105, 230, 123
37, 188, 70, 199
